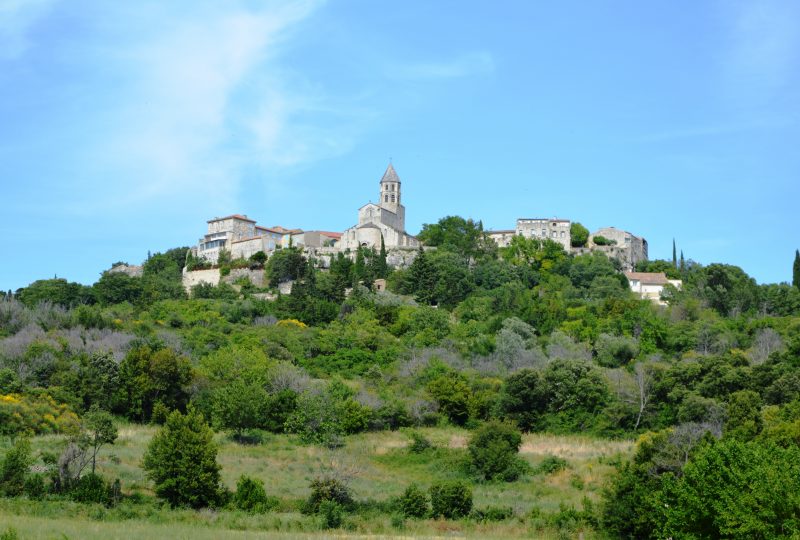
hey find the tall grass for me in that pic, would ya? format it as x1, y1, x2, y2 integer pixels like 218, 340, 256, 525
0, 425, 632, 538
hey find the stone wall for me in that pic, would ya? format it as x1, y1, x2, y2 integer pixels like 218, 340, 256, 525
182, 268, 220, 292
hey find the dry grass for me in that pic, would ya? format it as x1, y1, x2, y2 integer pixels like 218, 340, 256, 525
2, 425, 632, 538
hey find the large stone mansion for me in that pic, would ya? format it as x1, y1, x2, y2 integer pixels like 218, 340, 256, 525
189, 163, 648, 271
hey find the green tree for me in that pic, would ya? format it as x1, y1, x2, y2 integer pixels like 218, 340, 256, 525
468, 421, 524, 481
427, 372, 472, 425
498, 369, 548, 431
794, 249, 800, 288
405, 248, 436, 304
570, 222, 589, 248
211, 380, 269, 439
81, 407, 118, 474
429, 481, 473, 519
0, 438, 33, 497
660, 440, 800, 539
672, 238, 677, 267
17, 278, 94, 308
142, 407, 222, 508
119, 347, 193, 422
265, 247, 306, 287
93, 272, 144, 305
417, 215, 490, 260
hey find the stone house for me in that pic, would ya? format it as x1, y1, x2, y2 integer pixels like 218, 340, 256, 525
625, 271, 682, 305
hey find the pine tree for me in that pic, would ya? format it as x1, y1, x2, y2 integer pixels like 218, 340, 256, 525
793, 249, 800, 289
672, 239, 677, 268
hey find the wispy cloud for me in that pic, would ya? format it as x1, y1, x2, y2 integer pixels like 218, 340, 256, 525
0, 0, 57, 59
722, 0, 799, 95
60, 1, 335, 214
391, 51, 494, 80
632, 118, 794, 143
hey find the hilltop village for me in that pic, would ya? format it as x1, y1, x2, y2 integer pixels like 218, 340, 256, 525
167, 164, 678, 301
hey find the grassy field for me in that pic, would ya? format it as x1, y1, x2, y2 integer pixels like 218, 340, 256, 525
0, 426, 632, 539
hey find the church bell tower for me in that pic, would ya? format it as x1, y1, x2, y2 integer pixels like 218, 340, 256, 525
378, 163, 405, 230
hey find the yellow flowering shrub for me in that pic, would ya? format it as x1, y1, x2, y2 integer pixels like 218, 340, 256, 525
0, 392, 80, 436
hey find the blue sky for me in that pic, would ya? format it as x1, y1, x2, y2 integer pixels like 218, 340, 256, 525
1, 0, 798, 291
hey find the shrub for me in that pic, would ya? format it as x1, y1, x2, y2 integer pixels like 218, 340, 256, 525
233, 475, 276, 513
398, 484, 429, 518
304, 476, 353, 514
70, 473, 112, 505
472, 505, 514, 522
535, 455, 569, 475
0, 438, 33, 496
468, 421, 525, 481
319, 500, 345, 529
429, 481, 473, 519
0, 393, 80, 436
407, 431, 433, 453
142, 407, 222, 508
592, 235, 615, 246
24, 473, 47, 500
0, 527, 18, 540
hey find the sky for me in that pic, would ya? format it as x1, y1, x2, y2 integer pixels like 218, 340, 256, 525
1, 0, 798, 291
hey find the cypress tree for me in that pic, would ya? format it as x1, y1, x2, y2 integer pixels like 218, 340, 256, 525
376, 235, 389, 278
793, 249, 800, 289
680, 250, 685, 272
672, 239, 677, 268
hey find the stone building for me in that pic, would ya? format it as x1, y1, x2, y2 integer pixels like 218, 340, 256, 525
588, 227, 648, 271
193, 215, 295, 263
486, 229, 516, 248
338, 164, 420, 251
515, 218, 572, 251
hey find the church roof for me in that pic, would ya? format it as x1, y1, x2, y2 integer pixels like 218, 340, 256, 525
380, 163, 401, 184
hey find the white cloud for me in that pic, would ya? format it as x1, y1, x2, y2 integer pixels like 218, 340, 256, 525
391, 51, 494, 80
84, 0, 329, 212
0, 0, 57, 59
723, 0, 799, 93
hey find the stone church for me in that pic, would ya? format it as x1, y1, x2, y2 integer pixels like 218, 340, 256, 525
338, 164, 420, 251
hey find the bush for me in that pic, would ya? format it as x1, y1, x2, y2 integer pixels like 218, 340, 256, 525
535, 455, 569, 475
23, 473, 47, 499
304, 476, 353, 514
0, 393, 80, 436
0, 438, 33, 496
407, 431, 433, 453
319, 500, 345, 529
592, 235, 615, 246
429, 481, 473, 519
398, 483, 429, 518
70, 473, 112, 505
468, 421, 525, 481
233, 475, 276, 513
0, 527, 18, 540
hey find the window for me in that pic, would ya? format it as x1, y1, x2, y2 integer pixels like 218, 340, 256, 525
384, 194, 389, 202
552, 231, 557, 238
390, 184, 395, 192
391, 194, 395, 203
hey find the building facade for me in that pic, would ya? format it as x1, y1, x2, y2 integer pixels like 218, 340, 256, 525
515, 218, 572, 251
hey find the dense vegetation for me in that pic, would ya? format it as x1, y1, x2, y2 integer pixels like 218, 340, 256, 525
2, 217, 799, 537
